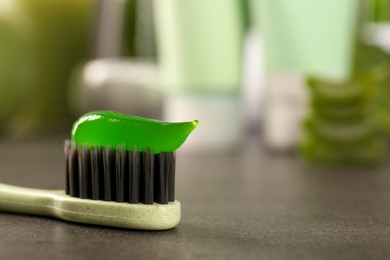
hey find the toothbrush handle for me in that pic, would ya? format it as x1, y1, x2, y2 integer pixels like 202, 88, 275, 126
0, 183, 60, 216
0, 183, 182, 230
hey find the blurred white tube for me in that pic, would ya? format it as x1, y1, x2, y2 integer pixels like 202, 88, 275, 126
242, 29, 266, 130
263, 73, 307, 151
69, 59, 163, 119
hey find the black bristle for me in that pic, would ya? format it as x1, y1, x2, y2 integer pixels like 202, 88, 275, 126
90, 146, 103, 200
167, 153, 176, 202
103, 147, 115, 201
154, 153, 168, 204
129, 151, 140, 203
140, 150, 154, 204
64, 141, 176, 204
115, 146, 128, 202
68, 143, 80, 197
79, 145, 91, 199
64, 141, 71, 195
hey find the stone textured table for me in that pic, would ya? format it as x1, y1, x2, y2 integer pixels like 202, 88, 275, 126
1, 137, 390, 259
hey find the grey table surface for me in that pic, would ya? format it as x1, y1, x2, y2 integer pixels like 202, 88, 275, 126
1, 137, 390, 260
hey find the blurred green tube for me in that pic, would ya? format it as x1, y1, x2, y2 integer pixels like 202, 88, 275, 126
154, 0, 244, 94
250, 0, 358, 79
0, 0, 92, 135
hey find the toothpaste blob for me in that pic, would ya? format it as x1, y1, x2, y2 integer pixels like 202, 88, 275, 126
71, 111, 198, 153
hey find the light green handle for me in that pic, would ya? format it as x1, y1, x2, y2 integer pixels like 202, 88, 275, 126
0, 183, 181, 230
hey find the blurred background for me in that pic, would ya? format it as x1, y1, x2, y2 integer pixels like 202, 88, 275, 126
1, 0, 390, 166
3, 2, 390, 258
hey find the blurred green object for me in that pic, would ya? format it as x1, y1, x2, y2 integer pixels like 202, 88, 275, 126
307, 76, 374, 122
301, 77, 382, 165
111, 0, 157, 59
366, 0, 390, 22
301, 42, 390, 165
301, 136, 384, 165
308, 77, 374, 108
303, 117, 373, 145
359, 45, 390, 135
0, 1, 33, 126
121, 0, 137, 57
0, 0, 92, 136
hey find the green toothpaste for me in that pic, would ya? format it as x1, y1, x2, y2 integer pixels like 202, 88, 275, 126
71, 111, 199, 153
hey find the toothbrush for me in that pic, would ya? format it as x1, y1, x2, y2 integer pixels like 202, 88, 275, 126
0, 111, 198, 230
